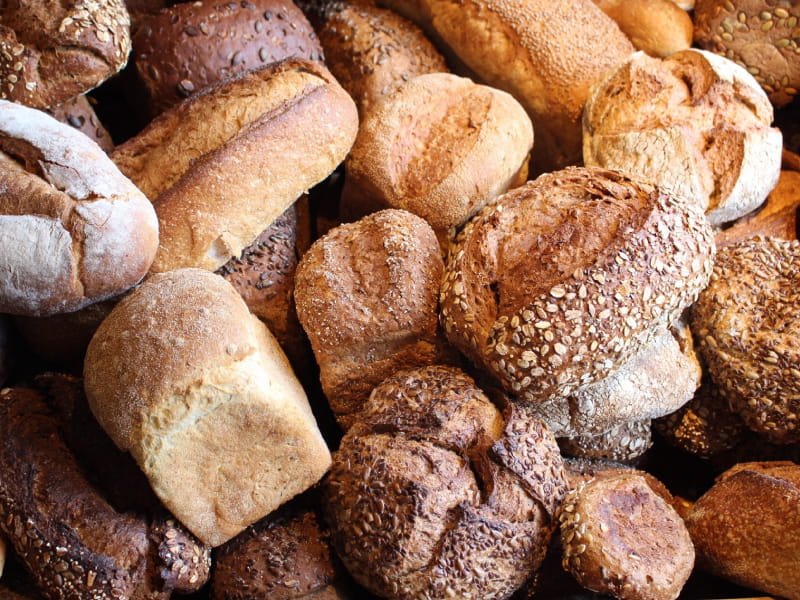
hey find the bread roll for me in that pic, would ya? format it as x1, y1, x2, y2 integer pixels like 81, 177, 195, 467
340, 72, 532, 245
112, 57, 358, 274
583, 49, 783, 226
591, 0, 693, 57
84, 268, 332, 546
132, 0, 324, 115
0, 0, 131, 109
47, 94, 114, 153
440, 166, 715, 405
559, 419, 653, 463
685, 461, 800, 600
694, 0, 800, 108
377, 0, 634, 172
0, 100, 158, 317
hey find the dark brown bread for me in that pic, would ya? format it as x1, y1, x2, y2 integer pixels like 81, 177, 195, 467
295, 209, 457, 430
685, 461, 800, 600
47, 95, 114, 153
440, 166, 715, 406
322, 365, 569, 600
559, 419, 653, 463
559, 471, 695, 600
0, 386, 210, 600
132, 0, 324, 115
0, 0, 131, 109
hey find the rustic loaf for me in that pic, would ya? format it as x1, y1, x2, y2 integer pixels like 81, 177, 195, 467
0, 100, 158, 317
112, 57, 358, 274
591, 0, 693, 57
83, 268, 332, 546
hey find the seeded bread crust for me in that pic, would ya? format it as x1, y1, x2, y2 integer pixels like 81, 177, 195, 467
47, 94, 114, 153
690, 236, 800, 444
0, 0, 131, 109
558, 419, 653, 463
132, 0, 324, 115
111, 57, 358, 274
322, 365, 569, 600
583, 49, 783, 226
440, 166, 715, 405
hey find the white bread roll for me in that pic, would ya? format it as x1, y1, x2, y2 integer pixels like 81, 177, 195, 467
83, 268, 332, 547
0, 100, 158, 317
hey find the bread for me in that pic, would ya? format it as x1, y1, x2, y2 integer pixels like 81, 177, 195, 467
690, 236, 800, 444
693, 0, 800, 108
0, 385, 211, 600
559, 419, 653, 463
0, 100, 158, 317
302, 0, 448, 117
559, 471, 695, 600
591, 0, 693, 57
685, 461, 800, 600
321, 365, 569, 600
46, 94, 114, 153
0, 0, 131, 109
111, 57, 358, 274
0, 534, 5, 580
440, 166, 715, 405
340, 72, 532, 245
584, 49, 783, 227
376, 0, 635, 172
295, 209, 457, 430
83, 268, 332, 546
132, 0, 324, 115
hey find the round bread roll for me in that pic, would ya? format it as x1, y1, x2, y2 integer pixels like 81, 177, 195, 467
0, 100, 158, 317
0, 0, 131, 109
439, 166, 715, 405
377, 0, 635, 173
694, 0, 800, 108
560, 471, 695, 600
295, 209, 456, 430
111, 57, 358, 274
690, 236, 800, 444
558, 419, 654, 463
685, 461, 800, 600
322, 365, 569, 600
132, 0, 324, 115
583, 49, 783, 227
83, 268, 332, 546
47, 94, 114, 153
304, 0, 448, 117
591, 0, 693, 57
340, 72, 532, 245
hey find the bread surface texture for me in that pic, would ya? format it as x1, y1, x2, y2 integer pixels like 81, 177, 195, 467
83, 268, 332, 546
0, 100, 158, 317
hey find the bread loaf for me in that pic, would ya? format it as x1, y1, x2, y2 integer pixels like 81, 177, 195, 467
0, 100, 158, 317
47, 94, 114, 153
112, 57, 358, 274
84, 268, 332, 546
0, 0, 131, 109
591, 0, 693, 57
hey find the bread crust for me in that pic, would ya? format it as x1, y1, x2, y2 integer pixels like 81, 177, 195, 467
47, 94, 114, 153
592, 0, 693, 57
112, 58, 358, 274
0, 100, 158, 317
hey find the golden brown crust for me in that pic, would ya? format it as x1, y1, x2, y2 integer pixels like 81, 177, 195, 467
112, 57, 358, 274
685, 461, 800, 599
322, 365, 569, 600
0, 0, 131, 109
690, 236, 800, 444
583, 49, 783, 226
560, 472, 695, 600
591, 0, 693, 57
295, 209, 455, 429
693, 0, 800, 108
132, 0, 324, 115
440, 166, 715, 405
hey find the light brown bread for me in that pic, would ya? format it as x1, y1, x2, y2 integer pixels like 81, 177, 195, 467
47, 94, 114, 153
591, 0, 693, 57
583, 49, 783, 226
112, 57, 358, 274
0, 100, 158, 317
340, 72, 532, 244
84, 268, 332, 546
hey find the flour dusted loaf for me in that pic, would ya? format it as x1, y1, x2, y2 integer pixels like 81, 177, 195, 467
83, 268, 332, 546
112, 57, 358, 274
0, 100, 158, 317
583, 49, 783, 226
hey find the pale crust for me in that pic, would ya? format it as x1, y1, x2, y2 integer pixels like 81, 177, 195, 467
83, 269, 332, 546
111, 58, 358, 274
583, 49, 783, 226
341, 72, 533, 236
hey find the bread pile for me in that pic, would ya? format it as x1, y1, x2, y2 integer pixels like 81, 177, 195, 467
0, 0, 799, 599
